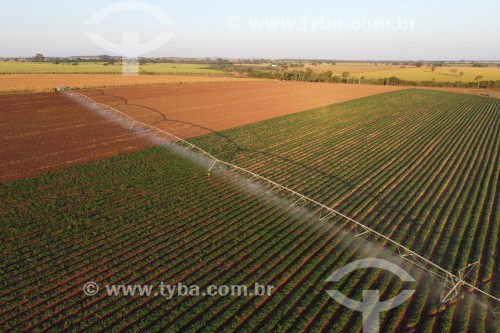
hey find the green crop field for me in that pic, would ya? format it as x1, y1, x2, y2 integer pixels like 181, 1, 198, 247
1, 90, 498, 332
0, 61, 223, 75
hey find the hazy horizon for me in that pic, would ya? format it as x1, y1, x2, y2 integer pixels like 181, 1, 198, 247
1, 0, 499, 60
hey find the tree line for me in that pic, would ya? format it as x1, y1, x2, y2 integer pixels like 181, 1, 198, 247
242, 68, 499, 88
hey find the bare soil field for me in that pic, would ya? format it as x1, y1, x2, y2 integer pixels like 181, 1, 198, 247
0, 74, 257, 94
0, 93, 153, 181
81, 81, 405, 138
0, 82, 402, 181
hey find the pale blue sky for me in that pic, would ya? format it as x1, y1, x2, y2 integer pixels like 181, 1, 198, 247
1, 0, 499, 60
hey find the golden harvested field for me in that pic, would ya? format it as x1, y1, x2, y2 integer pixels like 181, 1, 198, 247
304, 63, 398, 73
0, 74, 260, 93
304, 64, 500, 82
362, 66, 500, 82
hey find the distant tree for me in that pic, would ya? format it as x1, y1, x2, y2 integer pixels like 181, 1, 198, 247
460, 71, 464, 76
280, 64, 288, 80
475, 75, 483, 88
34, 53, 45, 62
303, 68, 314, 81
341, 71, 350, 83
387, 77, 401, 85
449, 68, 458, 75
331, 75, 342, 83
431, 65, 436, 72
322, 70, 333, 82
415, 61, 423, 67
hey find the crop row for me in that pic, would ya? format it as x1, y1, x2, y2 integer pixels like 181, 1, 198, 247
1, 90, 498, 332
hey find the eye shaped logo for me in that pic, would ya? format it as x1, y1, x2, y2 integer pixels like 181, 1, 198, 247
85, 1, 174, 75
325, 258, 415, 333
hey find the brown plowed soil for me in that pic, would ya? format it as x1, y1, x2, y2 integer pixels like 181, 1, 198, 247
1, 81, 403, 181
0, 93, 153, 182
81, 81, 405, 138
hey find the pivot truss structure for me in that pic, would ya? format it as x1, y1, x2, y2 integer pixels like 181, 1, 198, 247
63, 88, 499, 305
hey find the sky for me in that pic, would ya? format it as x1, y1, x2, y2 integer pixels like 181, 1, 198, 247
1, 0, 499, 60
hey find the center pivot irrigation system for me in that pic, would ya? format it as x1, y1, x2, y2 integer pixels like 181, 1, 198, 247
62, 88, 499, 306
